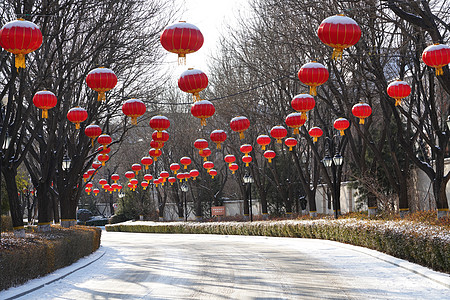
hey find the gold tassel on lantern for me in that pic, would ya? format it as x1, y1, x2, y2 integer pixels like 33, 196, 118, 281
313, 137, 318, 143
395, 99, 401, 106
75, 123, 81, 130
309, 86, 317, 96
262, 145, 266, 150
294, 128, 299, 135
204, 157, 207, 161
239, 132, 245, 139
157, 131, 162, 138
339, 130, 345, 136
131, 117, 137, 125
436, 67, 443, 76
200, 118, 206, 126
42, 109, 48, 119
289, 146, 293, 151
15, 53, 26, 70
97, 92, 106, 102
359, 119, 365, 124
216, 143, 221, 149
277, 139, 282, 144
332, 48, 344, 60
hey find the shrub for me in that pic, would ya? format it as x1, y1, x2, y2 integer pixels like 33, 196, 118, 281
109, 214, 130, 224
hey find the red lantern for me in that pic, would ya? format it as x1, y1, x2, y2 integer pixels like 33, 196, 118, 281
191, 100, 215, 126
203, 161, 214, 173
176, 173, 185, 183
122, 99, 146, 125
387, 80, 411, 106
130, 179, 138, 186
318, 15, 361, 60
224, 154, 236, 166
83, 172, 89, 182
352, 103, 372, 124
85, 187, 92, 195
160, 21, 204, 64
152, 130, 169, 148
194, 138, 209, 153
309, 127, 323, 143
0, 19, 43, 70
141, 157, 153, 169
264, 150, 276, 163
149, 148, 162, 161
111, 183, 119, 192
298, 62, 329, 96
230, 116, 250, 139
257, 135, 271, 151
179, 68, 208, 101
291, 94, 315, 118
98, 154, 109, 166
168, 177, 176, 185
184, 172, 191, 182
229, 163, 238, 174
199, 147, 211, 161
86, 182, 93, 189
125, 171, 135, 180
209, 169, 217, 179
333, 118, 350, 136
422, 43, 450, 76
85, 67, 118, 101
92, 161, 102, 170
190, 169, 199, 180
149, 115, 170, 138
150, 140, 163, 149
32, 91, 57, 119
67, 107, 88, 129
132, 163, 142, 175
210, 130, 227, 149
285, 112, 307, 135
141, 181, 149, 190
97, 134, 112, 150
240, 144, 252, 157
111, 174, 120, 183
160, 171, 170, 180
170, 163, 181, 174
99, 179, 108, 187
180, 156, 192, 169
270, 126, 287, 143
242, 155, 252, 167
128, 182, 135, 190
93, 188, 100, 196
285, 138, 298, 151
85, 124, 102, 146
144, 174, 153, 182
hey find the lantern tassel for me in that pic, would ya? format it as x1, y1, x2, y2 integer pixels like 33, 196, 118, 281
268, 158, 272, 163
313, 137, 318, 143
145, 165, 149, 169
340, 130, 345, 136
277, 139, 282, 144
193, 92, 201, 102
75, 123, 81, 130
131, 117, 137, 125
157, 131, 162, 138
102, 161, 105, 166
15, 53, 26, 70
216, 143, 221, 149
294, 128, 299, 135
395, 99, 401, 106
91, 139, 95, 147
174, 170, 177, 174
178, 54, 186, 65
309, 86, 317, 96
239, 132, 245, 139
184, 165, 187, 169
204, 157, 207, 161
170, 182, 173, 186
436, 67, 443, 76
232, 170, 235, 174
201, 118, 206, 126
245, 162, 249, 167
42, 109, 48, 119
262, 145, 266, 151
193, 177, 196, 180
359, 119, 365, 124
289, 146, 293, 151
211, 176, 215, 179
332, 48, 343, 60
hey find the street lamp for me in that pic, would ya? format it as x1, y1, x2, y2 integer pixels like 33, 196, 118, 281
322, 139, 344, 219
62, 154, 71, 171
181, 183, 188, 222
243, 174, 254, 222
446, 116, 450, 130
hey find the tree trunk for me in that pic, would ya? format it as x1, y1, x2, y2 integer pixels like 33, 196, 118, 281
37, 182, 52, 232
3, 166, 24, 236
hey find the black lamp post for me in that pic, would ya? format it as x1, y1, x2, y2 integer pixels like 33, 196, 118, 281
322, 138, 344, 219
181, 183, 188, 222
243, 174, 254, 222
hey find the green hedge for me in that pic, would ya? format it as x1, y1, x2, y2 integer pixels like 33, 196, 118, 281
106, 220, 450, 274
0, 225, 101, 291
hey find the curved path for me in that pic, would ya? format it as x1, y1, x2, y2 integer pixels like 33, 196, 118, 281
10, 231, 450, 299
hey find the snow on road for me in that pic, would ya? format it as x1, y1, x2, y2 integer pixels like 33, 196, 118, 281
1, 230, 449, 299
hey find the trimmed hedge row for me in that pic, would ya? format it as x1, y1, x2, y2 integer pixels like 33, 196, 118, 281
106, 219, 450, 274
0, 225, 101, 291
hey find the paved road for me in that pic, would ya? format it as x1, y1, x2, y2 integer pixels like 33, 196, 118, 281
17, 231, 450, 299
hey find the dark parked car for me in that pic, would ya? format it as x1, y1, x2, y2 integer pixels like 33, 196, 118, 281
77, 209, 108, 226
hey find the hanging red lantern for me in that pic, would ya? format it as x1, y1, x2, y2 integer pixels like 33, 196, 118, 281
111, 183, 119, 192
85, 187, 92, 195
176, 173, 185, 183
103, 183, 110, 191
309, 127, 323, 143
85, 124, 102, 146
122, 99, 146, 125
285, 112, 307, 135
67, 107, 88, 129
230, 116, 250, 139
209, 169, 217, 179
291, 94, 315, 118
86, 182, 93, 190
125, 171, 135, 181
99, 179, 108, 187
285, 138, 298, 151
191, 100, 215, 126
83, 172, 89, 182
149, 115, 170, 138
190, 169, 199, 180
141, 157, 153, 169
263, 150, 276, 163
97, 134, 112, 150
317, 15, 361, 60
93, 188, 100, 196
160, 21, 204, 64
352, 103, 372, 124
168, 177, 176, 185
98, 154, 109, 166
257, 135, 271, 151
194, 138, 209, 154
240, 144, 252, 157
170, 163, 181, 174
85, 67, 118, 101
178, 68, 208, 101
229, 163, 238, 174
242, 155, 252, 167
270, 126, 287, 143
92, 160, 102, 170
144, 174, 153, 182
184, 172, 191, 182
224, 154, 236, 166
422, 43, 450, 76
111, 174, 120, 183
150, 140, 163, 149
32, 90, 57, 119
0, 19, 43, 70
141, 181, 149, 190
333, 118, 350, 136
210, 129, 227, 149
132, 163, 142, 175
387, 80, 411, 106
128, 182, 134, 190
130, 179, 138, 187
152, 130, 169, 147
160, 171, 170, 181
149, 148, 162, 161
203, 161, 214, 173
298, 62, 329, 96
87, 168, 96, 177
180, 156, 192, 169
199, 148, 211, 161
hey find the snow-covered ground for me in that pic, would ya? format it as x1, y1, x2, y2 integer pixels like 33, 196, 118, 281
1, 230, 449, 299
